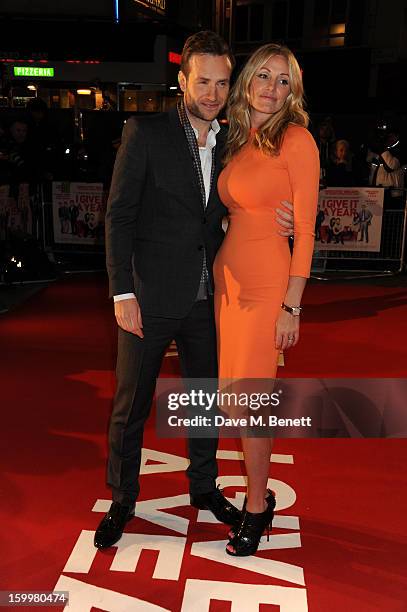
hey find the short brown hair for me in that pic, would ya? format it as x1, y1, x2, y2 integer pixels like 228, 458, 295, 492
180, 30, 235, 76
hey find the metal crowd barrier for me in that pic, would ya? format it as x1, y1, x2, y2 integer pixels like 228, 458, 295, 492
311, 187, 406, 280
0, 180, 107, 284
1, 181, 406, 284
0, 182, 56, 285
39, 182, 106, 256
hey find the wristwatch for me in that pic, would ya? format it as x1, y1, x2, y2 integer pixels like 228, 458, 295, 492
281, 302, 302, 316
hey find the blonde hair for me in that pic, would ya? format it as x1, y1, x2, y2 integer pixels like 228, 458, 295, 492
334, 139, 350, 158
224, 43, 308, 164
333, 139, 352, 169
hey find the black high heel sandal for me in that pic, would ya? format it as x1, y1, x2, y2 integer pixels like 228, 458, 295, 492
226, 501, 274, 556
227, 489, 275, 540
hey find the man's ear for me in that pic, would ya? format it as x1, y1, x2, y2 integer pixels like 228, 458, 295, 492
178, 70, 187, 93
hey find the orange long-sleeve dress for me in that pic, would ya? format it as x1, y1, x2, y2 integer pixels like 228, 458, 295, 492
214, 124, 320, 380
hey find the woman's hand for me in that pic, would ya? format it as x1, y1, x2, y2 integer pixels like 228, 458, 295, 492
275, 309, 300, 350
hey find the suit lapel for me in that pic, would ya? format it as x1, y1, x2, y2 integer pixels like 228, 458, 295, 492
167, 107, 202, 206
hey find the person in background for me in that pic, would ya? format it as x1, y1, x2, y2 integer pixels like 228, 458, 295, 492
315, 203, 325, 242
26, 97, 61, 181
326, 139, 356, 187
99, 93, 117, 111
58, 203, 70, 234
332, 216, 345, 244
314, 117, 335, 185
68, 201, 80, 235
358, 203, 373, 243
372, 132, 403, 189
0, 120, 10, 184
351, 211, 361, 241
4, 119, 35, 186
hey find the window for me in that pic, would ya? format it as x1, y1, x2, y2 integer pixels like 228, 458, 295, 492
312, 0, 350, 47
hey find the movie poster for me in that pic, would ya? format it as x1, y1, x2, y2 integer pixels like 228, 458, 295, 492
315, 187, 384, 252
0, 183, 32, 239
52, 182, 106, 245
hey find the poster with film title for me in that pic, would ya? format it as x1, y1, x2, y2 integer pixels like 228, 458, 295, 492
315, 187, 384, 252
52, 182, 106, 245
0, 183, 32, 239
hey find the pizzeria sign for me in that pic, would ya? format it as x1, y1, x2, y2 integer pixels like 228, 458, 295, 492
13, 66, 55, 78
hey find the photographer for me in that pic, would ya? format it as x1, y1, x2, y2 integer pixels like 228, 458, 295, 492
368, 132, 403, 190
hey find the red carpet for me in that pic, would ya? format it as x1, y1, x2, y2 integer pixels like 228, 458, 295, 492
1, 275, 407, 611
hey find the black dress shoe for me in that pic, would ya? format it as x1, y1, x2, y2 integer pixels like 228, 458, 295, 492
94, 501, 135, 549
190, 485, 241, 526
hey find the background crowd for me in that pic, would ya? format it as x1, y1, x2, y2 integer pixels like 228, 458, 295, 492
315, 115, 405, 192
0, 102, 406, 191
0, 100, 406, 285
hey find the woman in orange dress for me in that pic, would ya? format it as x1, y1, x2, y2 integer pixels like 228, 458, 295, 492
213, 43, 320, 556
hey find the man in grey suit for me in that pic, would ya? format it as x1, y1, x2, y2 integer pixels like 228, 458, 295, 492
358, 203, 373, 243
95, 31, 294, 549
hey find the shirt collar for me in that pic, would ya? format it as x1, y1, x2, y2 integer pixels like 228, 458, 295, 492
192, 119, 221, 147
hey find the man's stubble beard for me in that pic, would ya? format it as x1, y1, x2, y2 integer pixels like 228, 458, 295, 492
184, 92, 221, 123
